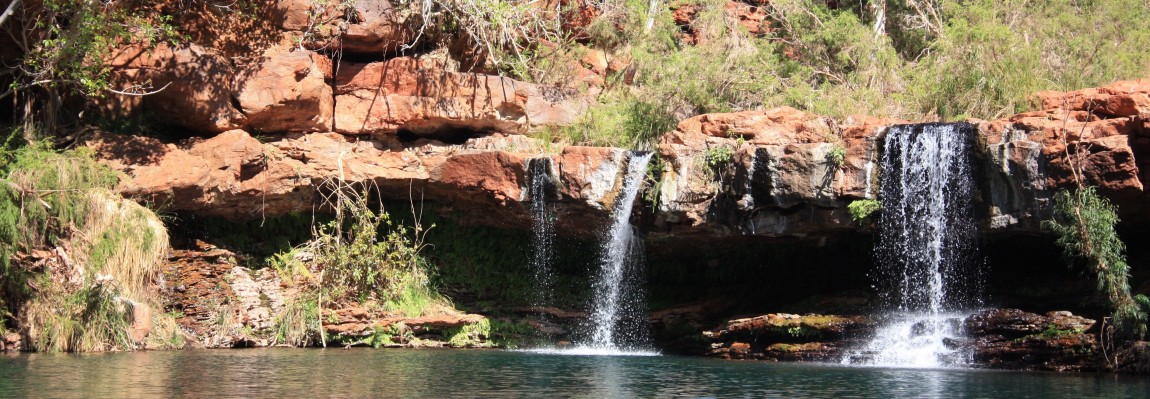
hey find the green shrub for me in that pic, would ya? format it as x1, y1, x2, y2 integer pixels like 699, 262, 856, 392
848, 199, 882, 224
0, 144, 170, 352
703, 145, 735, 170
446, 318, 492, 348
1044, 188, 1149, 339
826, 144, 847, 168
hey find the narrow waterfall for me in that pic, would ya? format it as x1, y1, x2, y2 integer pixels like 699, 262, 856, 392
842, 123, 981, 368
527, 158, 557, 310
586, 152, 654, 352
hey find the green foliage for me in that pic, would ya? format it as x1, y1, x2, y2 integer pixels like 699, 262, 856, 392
826, 144, 847, 168
702, 145, 735, 170
848, 199, 882, 224
546, 92, 677, 149
22, 282, 134, 352
3, 1, 181, 132
307, 192, 438, 307
1044, 188, 1148, 339
0, 143, 170, 352
446, 318, 492, 348
0, 145, 117, 315
395, 205, 594, 310
521, 0, 1150, 150
643, 153, 667, 209
486, 319, 543, 349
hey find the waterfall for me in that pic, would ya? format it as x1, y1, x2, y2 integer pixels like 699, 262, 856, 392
842, 123, 981, 368
586, 152, 654, 352
527, 158, 556, 310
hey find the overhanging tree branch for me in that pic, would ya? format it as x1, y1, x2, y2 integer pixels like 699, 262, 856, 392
0, 0, 21, 29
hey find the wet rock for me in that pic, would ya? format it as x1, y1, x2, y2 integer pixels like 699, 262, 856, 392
1119, 341, 1150, 374
653, 107, 881, 240
703, 313, 873, 361
1, 333, 20, 351
323, 307, 489, 347
961, 309, 1100, 372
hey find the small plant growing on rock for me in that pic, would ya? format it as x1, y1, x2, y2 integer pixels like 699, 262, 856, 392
848, 199, 881, 225
702, 145, 735, 170
827, 144, 847, 169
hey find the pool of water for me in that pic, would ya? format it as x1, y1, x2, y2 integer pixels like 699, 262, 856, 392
0, 349, 1145, 398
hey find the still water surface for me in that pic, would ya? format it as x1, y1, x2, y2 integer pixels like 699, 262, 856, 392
0, 349, 1145, 398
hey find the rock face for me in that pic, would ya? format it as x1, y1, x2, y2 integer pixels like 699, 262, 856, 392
652, 108, 888, 239
235, 47, 334, 133
160, 244, 287, 348
90, 131, 644, 236
104, 44, 247, 134
981, 79, 1150, 230
333, 58, 589, 136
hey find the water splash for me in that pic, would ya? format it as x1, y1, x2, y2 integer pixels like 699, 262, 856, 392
584, 152, 655, 353
527, 158, 557, 310
842, 123, 981, 368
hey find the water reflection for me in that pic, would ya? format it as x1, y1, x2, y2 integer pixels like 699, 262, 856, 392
1, 349, 1146, 398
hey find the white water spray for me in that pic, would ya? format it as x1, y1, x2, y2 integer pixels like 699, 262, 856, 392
527, 158, 556, 309
842, 123, 981, 368
586, 152, 654, 352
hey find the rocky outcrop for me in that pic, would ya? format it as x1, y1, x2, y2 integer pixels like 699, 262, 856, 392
651, 108, 890, 239
235, 47, 334, 133
104, 43, 247, 134
333, 58, 589, 136
703, 313, 874, 361
980, 79, 1150, 230
323, 308, 492, 348
276, 0, 419, 55
89, 131, 648, 235
958, 309, 1101, 372
699, 308, 1105, 370
160, 244, 287, 348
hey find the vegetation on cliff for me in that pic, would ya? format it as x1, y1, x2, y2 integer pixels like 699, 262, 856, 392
269, 181, 455, 347
1046, 188, 1150, 341
534, 0, 1150, 147
0, 142, 180, 351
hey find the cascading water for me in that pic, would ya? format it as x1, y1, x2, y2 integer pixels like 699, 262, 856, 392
527, 158, 557, 310
842, 123, 981, 368
584, 152, 655, 353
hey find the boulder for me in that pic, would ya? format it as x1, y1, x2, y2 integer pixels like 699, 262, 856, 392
964, 308, 1095, 338
235, 47, 334, 133
125, 300, 153, 344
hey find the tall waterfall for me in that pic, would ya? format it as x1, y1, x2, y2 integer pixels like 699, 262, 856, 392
527, 158, 556, 310
842, 123, 981, 368
586, 152, 654, 352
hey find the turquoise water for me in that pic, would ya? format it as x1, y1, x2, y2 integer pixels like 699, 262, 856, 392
0, 349, 1146, 398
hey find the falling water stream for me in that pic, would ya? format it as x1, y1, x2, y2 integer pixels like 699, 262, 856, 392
526, 158, 556, 310
525, 152, 657, 356
586, 152, 654, 352
842, 123, 981, 368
